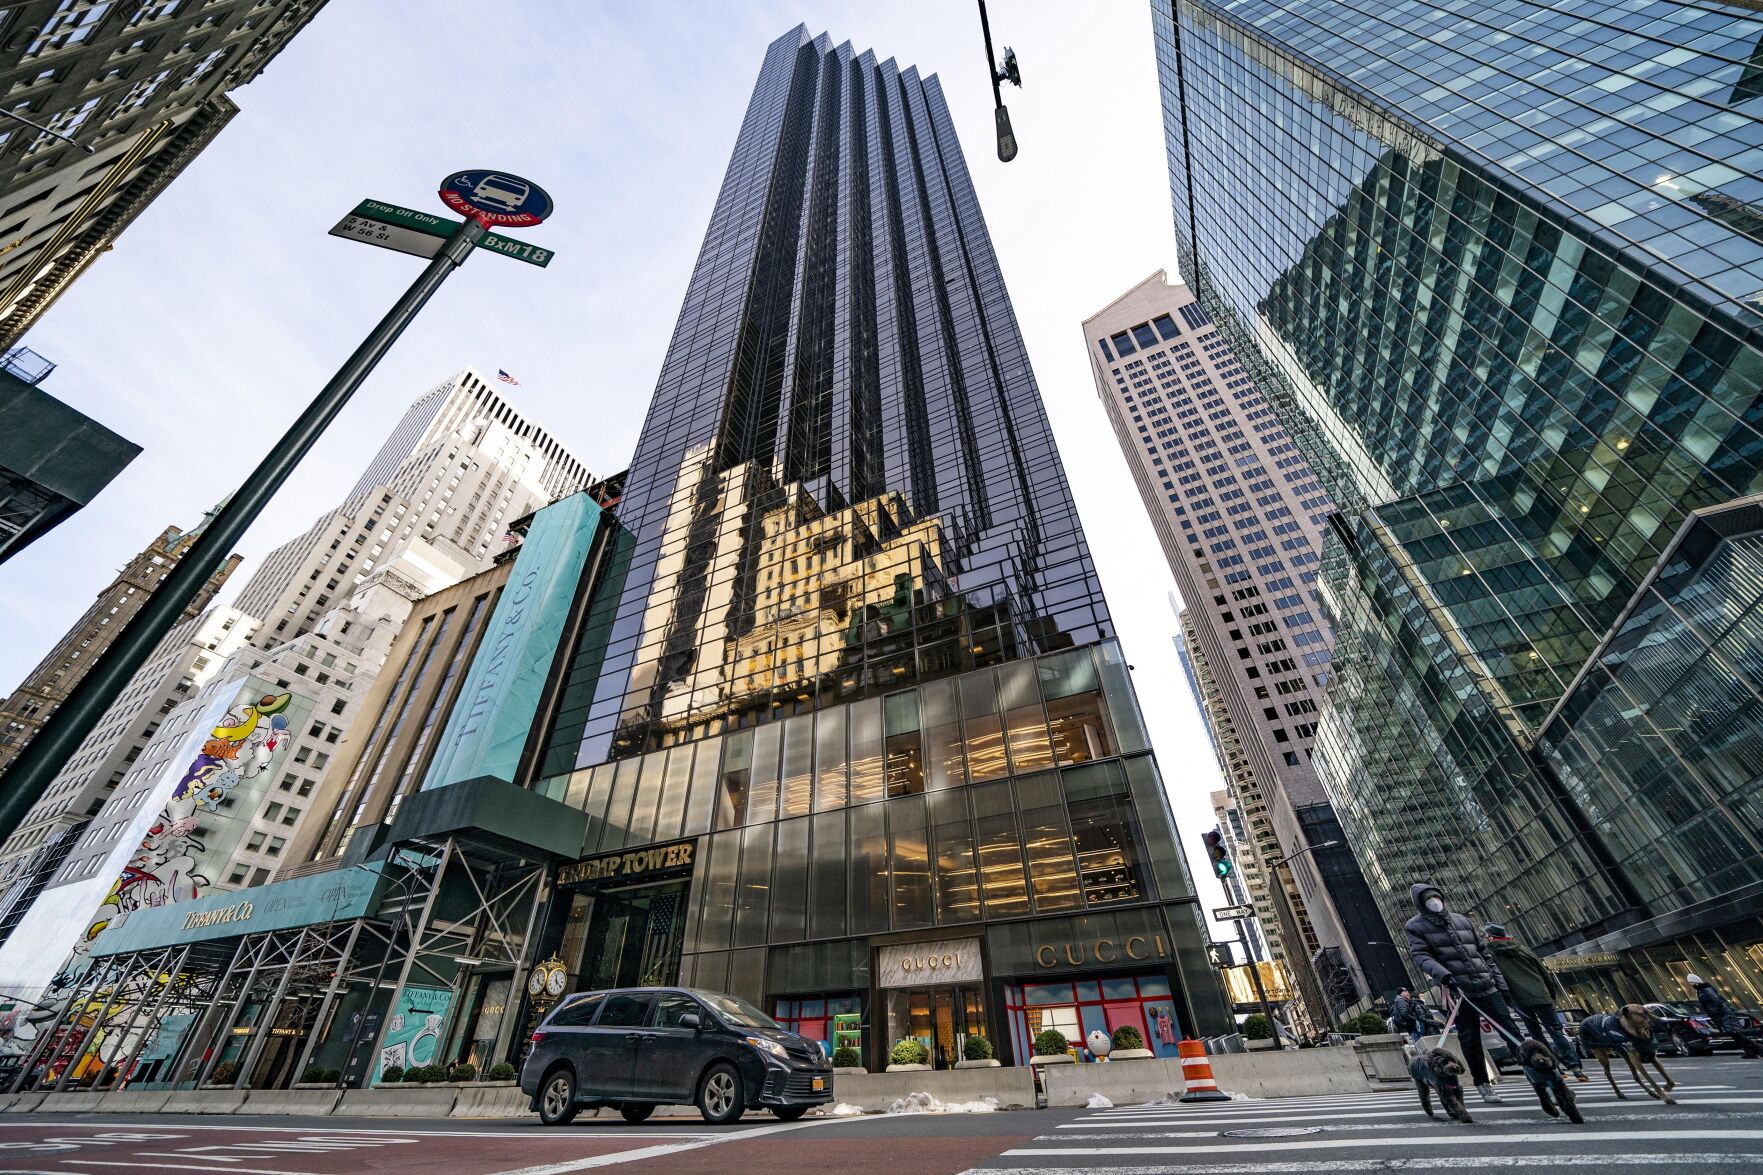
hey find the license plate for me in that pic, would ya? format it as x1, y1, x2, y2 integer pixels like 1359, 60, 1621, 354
812, 1076, 825, 1091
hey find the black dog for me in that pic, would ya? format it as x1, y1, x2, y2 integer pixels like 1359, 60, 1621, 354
1409, 1046, 1473, 1123
1518, 1038, 1583, 1123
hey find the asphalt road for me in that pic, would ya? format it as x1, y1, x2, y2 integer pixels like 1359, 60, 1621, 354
0, 1054, 1758, 1174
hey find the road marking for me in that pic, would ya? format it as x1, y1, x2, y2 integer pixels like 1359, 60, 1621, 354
1060, 1093, 1763, 1127
971, 1158, 1763, 1174
1048, 1109, 1763, 1139
488, 1115, 866, 1174
0, 1121, 716, 1138
59, 1162, 314, 1175
1005, 1129, 1763, 1157
1081, 1084, 1733, 1115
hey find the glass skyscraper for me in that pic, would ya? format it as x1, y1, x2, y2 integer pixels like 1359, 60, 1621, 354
525, 25, 1227, 1067
1155, 0, 1763, 998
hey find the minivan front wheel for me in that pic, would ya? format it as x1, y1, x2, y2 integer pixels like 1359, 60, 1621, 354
697, 1062, 744, 1124
538, 1068, 578, 1126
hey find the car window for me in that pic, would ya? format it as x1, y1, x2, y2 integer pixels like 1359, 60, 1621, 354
548, 993, 604, 1027
697, 991, 779, 1029
597, 993, 655, 1028
656, 993, 704, 1028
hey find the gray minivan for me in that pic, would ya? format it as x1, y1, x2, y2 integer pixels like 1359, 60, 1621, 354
520, 986, 834, 1124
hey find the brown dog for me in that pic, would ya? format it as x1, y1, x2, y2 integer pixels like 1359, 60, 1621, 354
1578, 1004, 1676, 1104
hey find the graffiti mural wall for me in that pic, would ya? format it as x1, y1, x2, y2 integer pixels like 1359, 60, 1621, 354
76, 681, 312, 952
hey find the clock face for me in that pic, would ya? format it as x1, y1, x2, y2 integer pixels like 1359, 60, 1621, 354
545, 967, 568, 996
527, 970, 545, 996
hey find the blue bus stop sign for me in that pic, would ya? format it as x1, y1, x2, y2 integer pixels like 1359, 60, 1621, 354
439, 170, 553, 228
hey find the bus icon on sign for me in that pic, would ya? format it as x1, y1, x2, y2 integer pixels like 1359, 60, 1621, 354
438, 169, 553, 229
467, 174, 529, 212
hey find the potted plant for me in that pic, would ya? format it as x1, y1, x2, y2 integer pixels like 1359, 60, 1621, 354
203, 1060, 241, 1088
447, 1061, 477, 1084
831, 1045, 865, 1075
955, 1034, 999, 1068
1030, 1028, 1073, 1065
885, 1038, 931, 1072
485, 1062, 518, 1085
1242, 1013, 1278, 1049
1110, 1025, 1154, 1060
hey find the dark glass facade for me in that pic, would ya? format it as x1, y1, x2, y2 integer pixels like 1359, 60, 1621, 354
1155, 0, 1763, 966
526, 25, 1227, 1066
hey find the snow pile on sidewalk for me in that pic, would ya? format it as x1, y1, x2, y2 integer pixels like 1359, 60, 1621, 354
1086, 1093, 1114, 1108
885, 1091, 1000, 1114
816, 1102, 867, 1116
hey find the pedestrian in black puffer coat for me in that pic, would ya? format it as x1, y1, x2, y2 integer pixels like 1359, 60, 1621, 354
1403, 882, 1529, 1105
1688, 973, 1763, 1058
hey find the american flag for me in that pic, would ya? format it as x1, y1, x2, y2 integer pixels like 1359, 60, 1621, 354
497, 369, 521, 385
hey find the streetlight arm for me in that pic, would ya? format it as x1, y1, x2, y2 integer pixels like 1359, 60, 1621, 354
0, 107, 94, 153
1269, 840, 1340, 871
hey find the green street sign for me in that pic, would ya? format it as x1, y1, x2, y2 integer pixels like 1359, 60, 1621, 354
342, 199, 554, 268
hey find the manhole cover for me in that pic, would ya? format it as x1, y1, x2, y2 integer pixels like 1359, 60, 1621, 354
1221, 1127, 1325, 1139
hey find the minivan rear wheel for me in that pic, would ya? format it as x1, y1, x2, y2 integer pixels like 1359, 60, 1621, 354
620, 1102, 654, 1123
538, 1067, 578, 1126
697, 1062, 743, 1124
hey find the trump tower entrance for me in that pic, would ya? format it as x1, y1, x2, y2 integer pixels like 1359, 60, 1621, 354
555, 840, 697, 991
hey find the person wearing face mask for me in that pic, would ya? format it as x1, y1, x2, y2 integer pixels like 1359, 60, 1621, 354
1403, 882, 1529, 1104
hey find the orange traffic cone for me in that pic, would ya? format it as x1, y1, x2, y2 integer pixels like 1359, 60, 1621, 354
1178, 1038, 1232, 1102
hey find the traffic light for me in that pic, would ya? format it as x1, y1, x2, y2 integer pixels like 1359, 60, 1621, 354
1202, 829, 1233, 879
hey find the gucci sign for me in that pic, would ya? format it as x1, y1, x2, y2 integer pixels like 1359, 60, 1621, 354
877, 938, 983, 988
1034, 933, 1170, 969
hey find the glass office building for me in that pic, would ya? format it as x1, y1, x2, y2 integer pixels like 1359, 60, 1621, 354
522, 25, 1227, 1068
1155, 0, 1763, 989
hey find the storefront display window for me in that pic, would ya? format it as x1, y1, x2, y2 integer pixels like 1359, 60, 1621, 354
774, 994, 864, 1059
1004, 974, 1179, 1062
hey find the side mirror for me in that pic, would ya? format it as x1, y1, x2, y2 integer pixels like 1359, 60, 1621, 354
679, 1012, 701, 1031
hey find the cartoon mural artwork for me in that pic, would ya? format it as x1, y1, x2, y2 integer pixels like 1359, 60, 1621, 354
76, 693, 294, 952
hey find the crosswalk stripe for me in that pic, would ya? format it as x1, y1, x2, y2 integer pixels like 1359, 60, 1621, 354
1060, 1093, 1763, 1127
971, 1157, 1761, 1173
1004, 1128, 1763, 1158
1080, 1085, 1733, 1116
1048, 1108, 1763, 1137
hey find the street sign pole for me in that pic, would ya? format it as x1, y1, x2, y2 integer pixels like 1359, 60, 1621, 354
0, 216, 487, 845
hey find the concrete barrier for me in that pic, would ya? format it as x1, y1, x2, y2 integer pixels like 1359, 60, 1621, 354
1043, 1046, 1383, 1106
827, 1066, 1036, 1112
236, 1088, 343, 1116
163, 1088, 250, 1114
449, 1083, 533, 1119
36, 1091, 110, 1113
0, 1092, 46, 1113
335, 1086, 459, 1117
94, 1089, 173, 1114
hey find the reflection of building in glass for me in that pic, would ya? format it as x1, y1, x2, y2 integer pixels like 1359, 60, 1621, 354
1155, 0, 1763, 997
627, 444, 963, 742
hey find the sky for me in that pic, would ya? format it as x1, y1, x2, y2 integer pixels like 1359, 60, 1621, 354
1, 1, 1232, 917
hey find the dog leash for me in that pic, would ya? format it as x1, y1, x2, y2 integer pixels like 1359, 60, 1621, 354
1455, 993, 1530, 1050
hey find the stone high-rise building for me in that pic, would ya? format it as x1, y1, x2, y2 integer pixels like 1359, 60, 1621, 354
1087, 271, 1406, 1016
0, 509, 238, 778
0, 0, 330, 345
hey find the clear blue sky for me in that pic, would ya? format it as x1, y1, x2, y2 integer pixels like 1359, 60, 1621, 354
1, 1, 1229, 912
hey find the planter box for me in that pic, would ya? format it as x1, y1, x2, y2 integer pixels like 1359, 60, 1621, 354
954, 1058, 1000, 1068
884, 1063, 931, 1072
1030, 1054, 1074, 1065
1246, 1037, 1280, 1050
1110, 1048, 1156, 1060
833, 1066, 867, 1075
